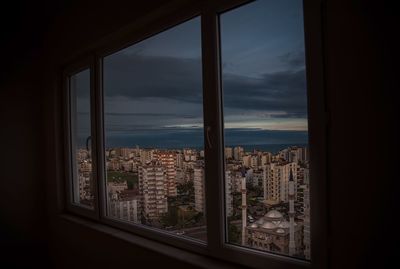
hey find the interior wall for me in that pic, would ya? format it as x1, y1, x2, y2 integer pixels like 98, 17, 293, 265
324, 1, 397, 268
0, 69, 49, 268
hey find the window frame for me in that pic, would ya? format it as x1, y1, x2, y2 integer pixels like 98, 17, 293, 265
62, 56, 100, 220
60, 0, 328, 268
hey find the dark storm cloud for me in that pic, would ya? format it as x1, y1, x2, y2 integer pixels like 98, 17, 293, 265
222, 69, 307, 116
104, 52, 307, 118
105, 112, 196, 118
103, 53, 203, 103
278, 50, 306, 69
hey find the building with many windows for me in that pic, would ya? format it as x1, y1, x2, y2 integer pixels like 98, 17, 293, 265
193, 166, 205, 213
157, 151, 177, 197
263, 162, 298, 205
138, 160, 168, 220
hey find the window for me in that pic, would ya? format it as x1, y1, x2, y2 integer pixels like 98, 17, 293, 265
62, 1, 326, 268
68, 69, 95, 208
102, 17, 206, 242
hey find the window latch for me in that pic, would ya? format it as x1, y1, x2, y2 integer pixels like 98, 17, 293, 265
86, 136, 92, 153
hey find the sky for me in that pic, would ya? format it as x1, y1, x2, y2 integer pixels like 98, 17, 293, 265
75, 0, 308, 149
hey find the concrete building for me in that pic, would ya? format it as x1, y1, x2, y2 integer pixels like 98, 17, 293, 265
139, 149, 154, 165
250, 155, 259, 169
250, 169, 263, 188
138, 160, 168, 220
175, 152, 183, 169
242, 155, 251, 167
183, 148, 197, 162
264, 162, 298, 205
225, 170, 233, 217
233, 146, 244, 161
107, 181, 128, 199
108, 197, 139, 223
77, 159, 93, 204
193, 166, 205, 213
157, 151, 177, 197
261, 153, 272, 166
225, 147, 233, 159
303, 168, 311, 259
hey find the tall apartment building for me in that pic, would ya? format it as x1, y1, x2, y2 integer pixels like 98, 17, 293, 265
242, 155, 251, 167
263, 162, 298, 204
138, 161, 168, 220
140, 149, 154, 164
225, 147, 233, 159
250, 155, 259, 169
109, 199, 139, 223
303, 168, 311, 259
279, 147, 308, 163
296, 167, 306, 215
120, 147, 134, 158
108, 189, 140, 223
225, 170, 233, 217
193, 166, 205, 213
175, 152, 183, 169
261, 152, 272, 166
157, 151, 177, 197
77, 159, 93, 203
233, 146, 244, 161
183, 148, 197, 162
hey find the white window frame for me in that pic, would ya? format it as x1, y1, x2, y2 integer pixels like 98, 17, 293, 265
61, 1, 328, 268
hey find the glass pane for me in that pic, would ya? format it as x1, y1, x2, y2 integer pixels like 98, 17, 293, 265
70, 69, 94, 208
103, 17, 206, 242
221, 0, 310, 259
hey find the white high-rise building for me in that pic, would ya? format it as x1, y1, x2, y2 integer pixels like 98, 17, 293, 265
303, 168, 311, 259
77, 159, 92, 203
225, 170, 233, 217
233, 146, 244, 161
250, 155, 259, 168
242, 155, 251, 167
241, 174, 247, 245
109, 199, 139, 223
138, 161, 168, 220
263, 162, 298, 204
261, 152, 272, 166
194, 167, 205, 213
140, 149, 154, 164
157, 151, 177, 197
288, 169, 296, 256
175, 152, 183, 169
225, 147, 233, 159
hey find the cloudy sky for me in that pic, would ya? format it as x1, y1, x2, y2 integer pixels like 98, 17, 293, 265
75, 0, 308, 149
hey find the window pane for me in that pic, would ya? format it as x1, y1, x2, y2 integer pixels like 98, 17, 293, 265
103, 17, 206, 242
221, 0, 310, 259
69, 69, 94, 208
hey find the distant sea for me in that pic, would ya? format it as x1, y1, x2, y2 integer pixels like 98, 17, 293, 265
78, 128, 308, 154
105, 142, 307, 154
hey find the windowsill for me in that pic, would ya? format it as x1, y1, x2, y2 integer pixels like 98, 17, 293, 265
59, 213, 242, 269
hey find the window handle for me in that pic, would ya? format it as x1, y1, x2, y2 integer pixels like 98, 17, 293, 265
206, 126, 212, 149
86, 136, 92, 152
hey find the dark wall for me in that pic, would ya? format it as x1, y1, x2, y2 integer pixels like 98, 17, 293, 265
0, 2, 49, 267
324, 1, 398, 268
0, 0, 396, 268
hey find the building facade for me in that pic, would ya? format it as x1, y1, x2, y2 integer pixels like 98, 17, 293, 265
138, 161, 168, 220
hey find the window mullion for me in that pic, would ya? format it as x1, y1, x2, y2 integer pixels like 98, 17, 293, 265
89, 57, 101, 219
201, 6, 225, 253
94, 56, 107, 220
